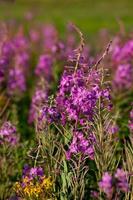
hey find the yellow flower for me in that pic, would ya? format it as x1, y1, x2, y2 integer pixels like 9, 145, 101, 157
41, 177, 53, 190
14, 176, 53, 198
22, 180, 42, 198
14, 182, 22, 193
23, 176, 30, 184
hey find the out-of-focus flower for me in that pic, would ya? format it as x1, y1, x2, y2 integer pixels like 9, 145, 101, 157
90, 191, 99, 199
42, 24, 58, 49
35, 54, 53, 80
99, 169, 129, 198
0, 121, 19, 145
7, 67, 26, 96
0, 56, 9, 84
99, 172, 113, 199
107, 124, 119, 134
28, 87, 48, 124
30, 29, 40, 43
114, 168, 128, 192
112, 40, 133, 63
1, 41, 15, 58
113, 64, 133, 90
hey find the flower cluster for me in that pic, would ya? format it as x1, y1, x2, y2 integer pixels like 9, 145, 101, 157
14, 165, 53, 199
7, 34, 30, 96
35, 54, 53, 80
111, 39, 133, 91
7, 67, 26, 96
113, 64, 133, 90
99, 169, 129, 199
112, 39, 133, 63
28, 86, 48, 124
66, 131, 95, 160
39, 54, 112, 130
0, 39, 14, 86
0, 121, 19, 145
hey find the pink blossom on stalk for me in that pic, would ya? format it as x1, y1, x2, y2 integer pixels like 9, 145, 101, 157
99, 169, 129, 198
66, 131, 95, 160
35, 54, 53, 80
0, 121, 19, 145
42, 24, 58, 49
99, 172, 113, 199
0, 56, 9, 84
1, 41, 15, 58
113, 64, 133, 90
7, 67, 26, 96
22, 165, 44, 180
108, 124, 119, 134
114, 169, 128, 192
28, 87, 48, 124
13, 35, 29, 51
15, 52, 29, 68
112, 40, 133, 63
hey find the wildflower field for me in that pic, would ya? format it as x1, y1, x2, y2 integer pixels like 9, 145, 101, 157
0, 0, 133, 200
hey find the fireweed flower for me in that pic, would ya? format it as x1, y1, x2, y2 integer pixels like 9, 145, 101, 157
38, 54, 112, 164
99, 172, 113, 199
42, 24, 58, 50
114, 169, 129, 192
55, 68, 100, 125
0, 40, 15, 86
7, 51, 30, 96
99, 169, 129, 199
28, 86, 48, 124
66, 131, 95, 160
107, 124, 119, 135
1, 40, 15, 58
14, 165, 53, 198
22, 165, 44, 178
111, 38, 133, 92
112, 40, 133, 63
15, 52, 29, 68
38, 104, 61, 130
35, 54, 53, 80
0, 121, 19, 145
113, 64, 133, 90
0, 56, 9, 84
54, 56, 111, 126
13, 35, 29, 51
7, 67, 26, 96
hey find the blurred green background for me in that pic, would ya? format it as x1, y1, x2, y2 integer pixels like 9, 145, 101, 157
0, 0, 132, 36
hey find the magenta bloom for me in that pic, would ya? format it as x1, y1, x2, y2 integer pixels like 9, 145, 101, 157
35, 54, 53, 80
0, 121, 19, 145
115, 169, 128, 192
99, 172, 113, 199
7, 67, 26, 95
66, 131, 95, 160
28, 87, 48, 124
99, 169, 129, 198
107, 124, 119, 134
113, 64, 133, 90
112, 40, 133, 63
22, 165, 44, 179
